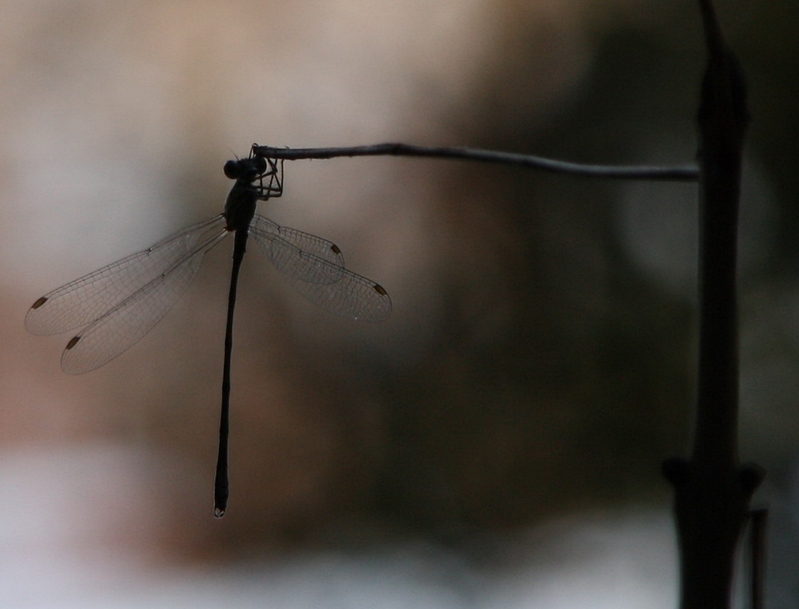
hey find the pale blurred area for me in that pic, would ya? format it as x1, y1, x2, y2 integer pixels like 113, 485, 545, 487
1, 0, 799, 607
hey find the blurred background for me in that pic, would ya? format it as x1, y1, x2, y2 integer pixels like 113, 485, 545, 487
1, 0, 798, 607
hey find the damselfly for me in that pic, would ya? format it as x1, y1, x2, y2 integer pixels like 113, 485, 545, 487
25, 145, 392, 516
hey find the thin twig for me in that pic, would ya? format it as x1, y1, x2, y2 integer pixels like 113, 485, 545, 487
253, 143, 698, 182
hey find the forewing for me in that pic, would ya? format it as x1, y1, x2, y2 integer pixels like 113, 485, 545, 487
250, 214, 345, 284
60, 229, 229, 374
25, 215, 227, 336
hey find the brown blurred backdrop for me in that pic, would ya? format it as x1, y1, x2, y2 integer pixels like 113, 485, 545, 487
1, 0, 798, 598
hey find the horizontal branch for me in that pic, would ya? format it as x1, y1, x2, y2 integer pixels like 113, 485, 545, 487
253, 143, 699, 182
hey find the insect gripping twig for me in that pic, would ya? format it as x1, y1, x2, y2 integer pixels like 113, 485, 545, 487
26, 145, 392, 517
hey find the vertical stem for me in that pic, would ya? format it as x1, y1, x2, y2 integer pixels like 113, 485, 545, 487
663, 2, 763, 609
693, 53, 744, 470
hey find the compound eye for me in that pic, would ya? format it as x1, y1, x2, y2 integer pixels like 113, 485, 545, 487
224, 160, 241, 179
251, 156, 267, 174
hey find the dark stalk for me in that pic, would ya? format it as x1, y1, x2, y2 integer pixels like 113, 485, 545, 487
663, 2, 764, 608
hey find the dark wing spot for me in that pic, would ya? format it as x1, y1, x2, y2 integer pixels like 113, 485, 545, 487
373, 284, 388, 296
66, 336, 81, 351
31, 296, 48, 309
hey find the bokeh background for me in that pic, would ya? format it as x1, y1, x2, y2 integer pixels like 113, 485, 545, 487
1, 0, 798, 607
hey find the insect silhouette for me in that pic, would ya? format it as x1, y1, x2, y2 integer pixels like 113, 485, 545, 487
25, 145, 392, 516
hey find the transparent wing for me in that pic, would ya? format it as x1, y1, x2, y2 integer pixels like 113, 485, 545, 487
60, 227, 230, 374
279, 265, 392, 322
250, 214, 346, 283
25, 215, 227, 336
249, 215, 392, 322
